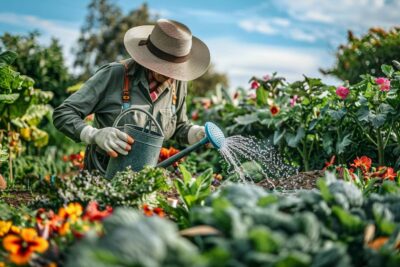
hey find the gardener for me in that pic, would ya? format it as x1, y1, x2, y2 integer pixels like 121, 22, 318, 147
53, 19, 210, 172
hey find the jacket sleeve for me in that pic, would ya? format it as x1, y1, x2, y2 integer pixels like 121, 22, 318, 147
52, 64, 115, 142
172, 81, 193, 145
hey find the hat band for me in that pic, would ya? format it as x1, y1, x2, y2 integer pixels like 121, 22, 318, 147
139, 36, 190, 63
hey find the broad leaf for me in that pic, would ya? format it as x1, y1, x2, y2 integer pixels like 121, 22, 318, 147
285, 127, 305, 148
381, 64, 394, 77
0, 51, 18, 65
235, 113, 259, 125
336, 134, 352, 154
273, 129, 286, 145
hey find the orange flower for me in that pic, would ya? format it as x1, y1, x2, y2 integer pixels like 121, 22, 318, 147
3, 228, 48, 265
58, 222, 70, 236
374, 167, 397, 181
142, 204, 153, 217
350, 156, 372, 172
368, 237, 389, 250
323, 155, 336, 170
270, 105, 280, 116
153, 207, 165, 218
158, 147, 182, 167
83, 201, 113, 222
0, 220, 12, 237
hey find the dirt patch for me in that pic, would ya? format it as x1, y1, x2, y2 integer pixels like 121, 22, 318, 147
0, 190, 35, 207
257, 170, 324, 191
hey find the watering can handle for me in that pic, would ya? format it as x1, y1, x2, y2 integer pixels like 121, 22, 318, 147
112, 107, 164, 137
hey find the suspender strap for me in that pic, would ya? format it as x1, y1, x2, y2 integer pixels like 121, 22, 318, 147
121, 61, 130, 110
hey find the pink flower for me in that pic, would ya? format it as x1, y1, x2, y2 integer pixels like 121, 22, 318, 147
290, 95, 299, 107
250, 80, 260, 89
375, 77, 391, 92
263, 75, 271, 81
336, 86, 350, 100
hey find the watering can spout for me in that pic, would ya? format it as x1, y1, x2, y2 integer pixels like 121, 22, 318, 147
156, 122, 225, 168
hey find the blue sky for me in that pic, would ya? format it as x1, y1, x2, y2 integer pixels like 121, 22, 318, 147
0, 0, 399, 88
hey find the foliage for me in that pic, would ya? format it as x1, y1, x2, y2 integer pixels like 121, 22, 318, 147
159, 165, 213, 228
65, 208, 204, 267
322, 27, 400, 83
0, 31, 72, 107
189, 175, 400, 267
190, 64, 229, 97
33, 167, 171, 210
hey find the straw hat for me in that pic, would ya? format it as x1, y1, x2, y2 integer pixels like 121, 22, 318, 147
124, 19, 211, 81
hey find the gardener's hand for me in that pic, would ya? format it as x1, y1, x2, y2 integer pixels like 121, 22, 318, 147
80, 126, 134, 158
188, 125, 206, 145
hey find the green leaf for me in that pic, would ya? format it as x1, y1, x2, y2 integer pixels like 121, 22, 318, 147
336, 134, 352, 154
256, 86, 268, 106
273, 129, 286, 145
322, 135, 333, 155
329, 108, 346, 121
381, 64, 394, 77
357, 106, 370, 122
179, 165, 192, 184
0, 93, 19, 104
317, 178, 333, 202
0, 51, 18, 65
285, 127, 305, 148
234, 113, 259, 125
331, 206, 364, 232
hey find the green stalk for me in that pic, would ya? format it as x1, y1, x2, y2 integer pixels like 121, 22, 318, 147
376, 128, 384, 166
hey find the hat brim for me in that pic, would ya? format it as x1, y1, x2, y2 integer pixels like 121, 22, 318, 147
124, 25, 211, 81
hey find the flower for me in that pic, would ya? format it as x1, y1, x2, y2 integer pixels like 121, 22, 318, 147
263, 74, 270, 81
201, 99, 212, 109
323, 155, 336, 170
83, 201, 113, 222
270, 105, 280, 116
368, 237, 389, 250
142, 204, 165, 218
3, 228, 48, 265
250, 80, 260, 89
336, 86, 350, 100
191, 110, 199, 121
142, 204, 153, 217
158, 147, 182, 167
290, 95, 299, 107
58, 203, 83, 223
0, 220, 12, 237
373, 167, 397, 181
350, 156, 372, 173
375, 77, 391, 92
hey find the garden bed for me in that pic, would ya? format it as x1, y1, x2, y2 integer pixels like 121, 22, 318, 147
258, 170, 323, 191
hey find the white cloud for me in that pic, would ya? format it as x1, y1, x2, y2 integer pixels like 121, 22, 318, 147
0, 13, 80, 69
206, 37, 339, 90
238, 19, 277, 35
275, 0, 400, 30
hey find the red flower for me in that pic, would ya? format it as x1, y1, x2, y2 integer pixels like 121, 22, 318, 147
336, 86, 350, 100
270, 105, 280, 116
373, 167, 397, 181
142, 204, 165, 218
191, 110, 199, 121
83, 201, 113, 222
375, 77, 391, 92
350, 156, 372, 173
323, 155, 336, 170
250, 80, 260, 89
142, 204, 153, 217
158, 147, 182, 167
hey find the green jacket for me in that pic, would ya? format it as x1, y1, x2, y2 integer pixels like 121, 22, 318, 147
53, 59, 192, 147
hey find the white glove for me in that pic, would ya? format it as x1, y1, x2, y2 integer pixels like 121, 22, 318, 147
188, 125, 205, 145
80, 125, 134, 158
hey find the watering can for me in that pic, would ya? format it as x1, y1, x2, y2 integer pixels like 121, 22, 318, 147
102, 107, 226, 179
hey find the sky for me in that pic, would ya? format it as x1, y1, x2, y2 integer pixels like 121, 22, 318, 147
0, 0, 399, 89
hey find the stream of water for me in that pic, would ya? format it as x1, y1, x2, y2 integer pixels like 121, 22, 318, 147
217, 136, 297, 187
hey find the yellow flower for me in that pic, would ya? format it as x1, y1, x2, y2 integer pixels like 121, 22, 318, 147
10, 225, 21, 234
59, 203, 83, 223
0, 261, 5, 267
3, 228, 49, 265
0, 220, 12, 237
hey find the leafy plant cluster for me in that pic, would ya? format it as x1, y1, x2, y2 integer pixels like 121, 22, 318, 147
190, 63, 400, 172
32, 167, 171, 209
53, 173, 400, 267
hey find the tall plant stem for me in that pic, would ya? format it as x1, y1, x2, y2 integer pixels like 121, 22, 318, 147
376, 128, 384, 166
